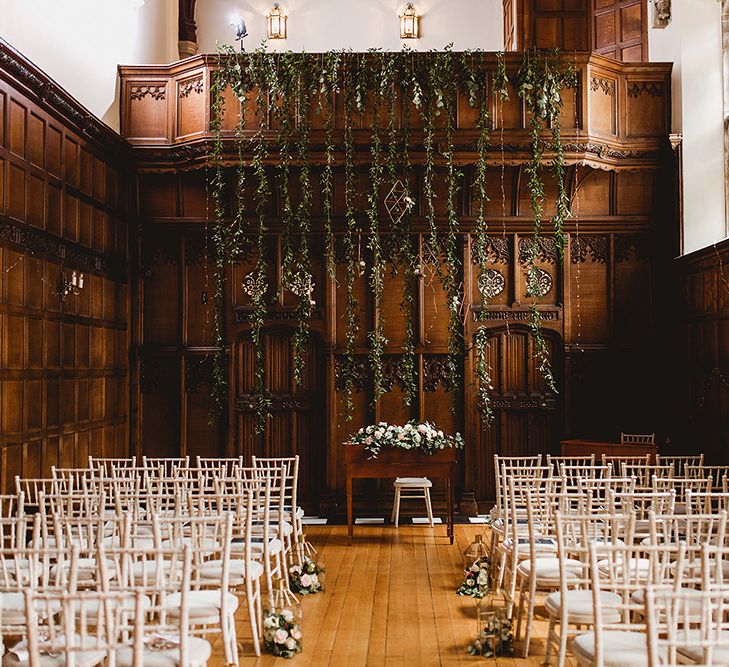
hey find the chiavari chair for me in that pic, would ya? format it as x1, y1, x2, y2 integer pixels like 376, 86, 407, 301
609, 489, 676, 540
196, 456, 243, 478
142, 456, 190, 478
15, 476, 73, 508
652, 475, 712, 514
645, 584, 729, 667
655, 454, 704, 477
577, 475, 635, 510
252, 455, 303, 555
687, 465, 729, 491
620, 433, 656, 447
547, 455, 595, 476
545, 510, 637, 667
515, 486, 585, 657
500, 470, 556, 619
602, 453, 651, 468
685, 490, 729, 515
0, 492, 24, 522
152, 512, 239, 665
559, 464, 612, 490
620, 463, 674, 491
572, 541, 683, 667
87, 455, 137, 476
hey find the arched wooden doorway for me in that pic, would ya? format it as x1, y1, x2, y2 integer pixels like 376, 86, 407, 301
472, 325, 561, 503
234, 328, 325, 507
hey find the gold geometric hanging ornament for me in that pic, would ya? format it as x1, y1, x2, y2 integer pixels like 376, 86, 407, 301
385, 180, 415, 227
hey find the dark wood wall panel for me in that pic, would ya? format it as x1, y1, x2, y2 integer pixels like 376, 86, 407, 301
0, 43, 131, 490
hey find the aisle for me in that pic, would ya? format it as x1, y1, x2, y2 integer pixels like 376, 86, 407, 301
208, 525, 579, 667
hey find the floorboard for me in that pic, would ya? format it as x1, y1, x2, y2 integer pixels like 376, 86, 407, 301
209, 524, 578, 666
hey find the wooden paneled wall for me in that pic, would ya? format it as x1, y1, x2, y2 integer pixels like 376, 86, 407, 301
0, 41, 131, 490
675, 240, 729, 464
137, 166, 670, 511
503, 0, 647, 61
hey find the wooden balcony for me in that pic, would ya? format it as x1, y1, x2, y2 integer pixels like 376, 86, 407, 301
118, 52, 672, 171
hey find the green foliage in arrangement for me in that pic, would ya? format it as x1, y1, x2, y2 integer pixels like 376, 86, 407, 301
208, 45, 573, 431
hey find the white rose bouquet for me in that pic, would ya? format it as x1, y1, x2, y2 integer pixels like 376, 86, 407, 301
455, 557, 492, 598
263, 607, 302, 658
289, 557, 325, 595
347, 420, 464, 458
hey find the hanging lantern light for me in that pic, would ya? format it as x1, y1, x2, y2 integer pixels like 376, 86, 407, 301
267, 3, 287, 39
399, 2, 420, 39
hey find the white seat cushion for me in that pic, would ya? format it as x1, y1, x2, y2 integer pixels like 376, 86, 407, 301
197, 558, 263, 583
572, 630, 654, 667
233, 537, 283, 556
4, 636, 106, 667
545, 590, 622, 624
71, 595, 151, 617
502, 536, 557, 554
114, 637, 211, 667
163, 590, 239, 622
251, 521, 293, 538
394, 477, 432, 487
0, 592, 61, 625
677, 629, 729, 663
597, 557, 651, 579
517, 557, 583, 585
130, 559, 181, 584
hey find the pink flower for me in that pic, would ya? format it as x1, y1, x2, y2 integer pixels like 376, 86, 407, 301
274, 629, 288, 644
300, 573, 313, 588
397, 433, 405, 440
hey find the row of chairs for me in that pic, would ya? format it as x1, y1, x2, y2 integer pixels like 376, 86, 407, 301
0, 454, 306, 665
488, 454, 729, 666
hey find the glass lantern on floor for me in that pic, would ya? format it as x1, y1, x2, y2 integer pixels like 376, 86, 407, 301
463, 533, 489, 571
263, 580, 303, 658
292, 533, 325, 595
470, 596, 514, 658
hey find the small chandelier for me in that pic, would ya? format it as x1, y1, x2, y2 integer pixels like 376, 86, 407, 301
267, 3, 287, 39
399, 2, 420, 39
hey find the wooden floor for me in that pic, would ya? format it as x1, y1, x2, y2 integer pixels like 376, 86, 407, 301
209, 524, 580, 666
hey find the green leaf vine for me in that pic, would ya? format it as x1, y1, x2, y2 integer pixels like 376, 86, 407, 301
207, 46, 572, 431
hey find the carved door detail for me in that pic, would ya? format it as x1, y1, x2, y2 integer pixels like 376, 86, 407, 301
234, 329, 324, 504
474, 327, 560, 502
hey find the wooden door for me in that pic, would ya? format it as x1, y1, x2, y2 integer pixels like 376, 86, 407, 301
474, 327, 561, 502
235, 329, 325, 505
592, 0, 647, 61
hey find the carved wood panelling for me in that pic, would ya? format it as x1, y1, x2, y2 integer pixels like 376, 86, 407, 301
0, 44, 130, 491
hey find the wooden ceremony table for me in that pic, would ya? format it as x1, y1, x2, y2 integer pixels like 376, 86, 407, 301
344, 445, 457, 545
560, 438, 657, 461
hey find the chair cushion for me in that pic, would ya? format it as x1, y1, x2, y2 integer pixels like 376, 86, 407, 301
572, 631, 653, 667
130, 559, 181, 584
597, 557, 651, 579
197, 558, 263, 583
0, 592, 61, 626
163, 590, 239, 621
517, 557, 583, 585
114, 637, 211, 667
502, 536, 557, 554
394, 477, 432, 487
4, 636, 106, 667
233, 537, 283, 556
545, 590, 622, 624
71, 595, 151, 617
677, 629, 729, 663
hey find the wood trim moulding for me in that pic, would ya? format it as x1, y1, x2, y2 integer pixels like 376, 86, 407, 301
0, 214, 127, 281
0, 38, 131, 160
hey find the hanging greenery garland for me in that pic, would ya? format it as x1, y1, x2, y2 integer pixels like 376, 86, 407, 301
207, 45, 572, 428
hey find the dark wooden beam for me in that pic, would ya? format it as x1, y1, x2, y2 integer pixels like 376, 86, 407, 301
178, 0, 198, 58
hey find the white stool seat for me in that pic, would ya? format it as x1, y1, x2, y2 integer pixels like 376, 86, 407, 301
391, 477, 434, 528
394, 477, 433, 487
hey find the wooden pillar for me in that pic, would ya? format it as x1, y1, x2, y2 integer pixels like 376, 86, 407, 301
178, 0, 198, 59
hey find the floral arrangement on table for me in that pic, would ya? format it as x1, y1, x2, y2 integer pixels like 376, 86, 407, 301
289, 557, 325, 595
467, 610, 514, 658
347, 421, 464, 459
456, 558, 492, 598
263, 607, 302, 658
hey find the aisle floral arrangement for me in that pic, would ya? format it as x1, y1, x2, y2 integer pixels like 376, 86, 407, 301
263, 608, 302, 658
467, 611, 514, 658
347, 421, 464, 459
456, 558, 491, 599
289, 557, 325, 595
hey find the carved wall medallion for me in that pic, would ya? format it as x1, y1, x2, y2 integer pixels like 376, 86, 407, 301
130, 85, 166, 101
589, 75, 615, 96
179, 77, 203, 98
571, 235, 608, 263
652, 0, 671, 28
525, 267, 553, 298
478, 268, 506, 298
241, 270, 266, 298
627, 81, 664, 98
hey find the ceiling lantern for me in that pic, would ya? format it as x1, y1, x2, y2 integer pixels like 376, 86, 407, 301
399, 3, 420, 39
267, 3, 287, 39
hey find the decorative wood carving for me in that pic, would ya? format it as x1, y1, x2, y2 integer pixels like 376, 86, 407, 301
471, 237, 511, 264
590, 76, 615, 96
627, 81, 664, 98
381, 356, 413, 392
571, 235, 608, 263
422, 356, 457, 393
179, 77, 203, 98
615, 234, 651, 262
130, 85, 166, 102
518, 236, 558, 264
334, 356, 368, 393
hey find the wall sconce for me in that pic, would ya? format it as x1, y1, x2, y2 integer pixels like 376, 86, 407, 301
266, 3, 287, 39
230, 16, 248, 51
400, 2, 420, 39
60, 270, 84, 300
